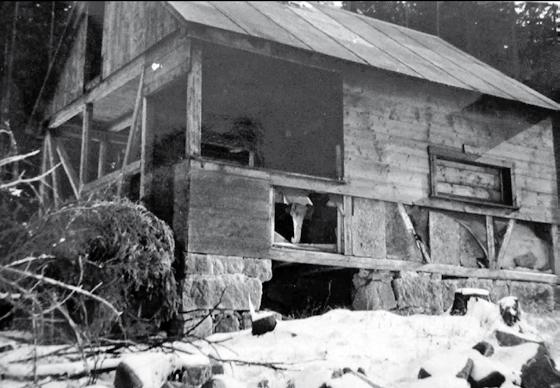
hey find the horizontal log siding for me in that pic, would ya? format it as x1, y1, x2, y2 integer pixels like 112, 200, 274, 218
343, 68, 557, 222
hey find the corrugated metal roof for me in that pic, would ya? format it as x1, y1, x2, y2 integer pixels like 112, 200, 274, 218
166, 1, 560, 111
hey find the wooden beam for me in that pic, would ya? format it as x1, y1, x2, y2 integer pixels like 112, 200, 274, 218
46, 132, 60, 207
140, 96, 154, 200
53, 127, 128, 145
121, 70, 144, 168
106, 115, 132, 133
550, 224, 560, 275
187, 158, 559, 225
79, 103, 93, 191
343, 196, 353, 256
54, 137, 80, 199
486, 215, 496, 269
97, 140, 107, 179
268, 247, 559, 284
496, 219, 516, 269
186, 42, 202, 156
118, 70, 145, 196
48, 30, 181, 129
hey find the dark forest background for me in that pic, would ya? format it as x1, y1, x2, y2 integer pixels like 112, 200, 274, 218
0, 1, 558, 156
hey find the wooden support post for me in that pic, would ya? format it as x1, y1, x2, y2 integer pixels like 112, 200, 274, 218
550, 224, 560, 275
118, 70, 145, 196
496, 219, 515, 269
140, 96, 154, 200
97, 140, 107, 179
46, 132, 60, 207
54, 137, 80, 200
79, 103, 93, 193
186, 43, 202, 157
486, 215, 496, 269
343, 196, 353, 256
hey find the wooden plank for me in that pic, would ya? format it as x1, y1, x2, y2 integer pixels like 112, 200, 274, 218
486, 215, 496, 269
53, 127, 128, 145
48, 30, 183, 129
119, 70, 145, 196
122, 70, 144, 168
291, 4, 418, 77
45, 133, 60, 207
343, 196, 353, 256
82, 160, 141, 194
189, 158, 560, 224
550, 224, 560, 275
97, 140, 107, 179
186, 42, 202, 156
210, 1, 309, 50
79, 103, 93, 191
351, 198, 386, 258
166, 1, 247, 34
496, 219, 516, 269
268, 247, 558, 284
397, 202, 431, 263
140, 97, 154, 200
53, 137, 80, 199
187, 169, 271, 256
244, 1, 363, 64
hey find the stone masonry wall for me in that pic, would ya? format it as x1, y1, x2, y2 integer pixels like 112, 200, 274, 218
352, 269, 557, 314
182, 253, 272, 337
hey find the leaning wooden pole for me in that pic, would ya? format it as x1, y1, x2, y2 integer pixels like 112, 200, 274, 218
118, 70, 144, 196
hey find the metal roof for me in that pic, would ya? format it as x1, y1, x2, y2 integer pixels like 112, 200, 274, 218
166, 1, 560, 111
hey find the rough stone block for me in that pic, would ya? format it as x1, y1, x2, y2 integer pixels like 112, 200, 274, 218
352, 279, 397, 311
183, 311, 213, 339
243, 258, 273, 282
183, 274, 262, 311
393, 271, 443, 314
509, 281, 554, 313
185, 254, 272, 282
213, 310, 241, 333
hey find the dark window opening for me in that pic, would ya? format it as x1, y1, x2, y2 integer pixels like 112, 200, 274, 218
261, 262, 355, 318
429, 145, 515, 207
85, 1, 105, 83
274, 188, 340, 252
202, 43, 343, 178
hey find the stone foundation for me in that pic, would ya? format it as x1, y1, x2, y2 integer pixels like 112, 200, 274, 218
182, 253, 272, 337
352, 269, 558, 314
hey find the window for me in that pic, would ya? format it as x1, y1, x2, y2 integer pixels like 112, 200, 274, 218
202, 43, 343, 179
273, 187, 342, 252
429, 146, 515, 207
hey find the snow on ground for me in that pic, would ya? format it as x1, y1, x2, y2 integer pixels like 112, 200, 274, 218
177, 306, 520, 388
2, 306, 559, 388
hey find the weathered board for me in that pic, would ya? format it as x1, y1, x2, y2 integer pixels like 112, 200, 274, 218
49, 19, 87, 115
349, 197, 386, 258
102, 1, 179, 78
187, 167, 272, 257
429, 211, 486, 268
343, 66, 558, 223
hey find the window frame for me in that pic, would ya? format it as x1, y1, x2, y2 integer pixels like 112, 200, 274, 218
428, 145, 517, 209
271, 186, 344, 254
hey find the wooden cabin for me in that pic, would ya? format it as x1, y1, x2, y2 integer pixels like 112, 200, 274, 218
38, 1, 560, 324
